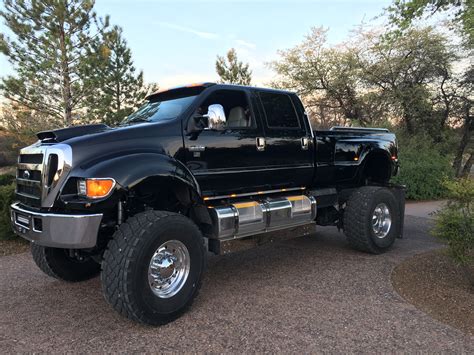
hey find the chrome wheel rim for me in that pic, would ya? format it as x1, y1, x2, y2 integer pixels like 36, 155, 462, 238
372, 203, 392, 239
148, 240, 190, 298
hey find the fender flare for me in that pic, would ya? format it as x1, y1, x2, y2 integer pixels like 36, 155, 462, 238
76, 153, 201, 197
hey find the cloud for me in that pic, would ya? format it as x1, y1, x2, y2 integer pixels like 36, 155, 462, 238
235, 39, 256, 49
155, 21, 219, 39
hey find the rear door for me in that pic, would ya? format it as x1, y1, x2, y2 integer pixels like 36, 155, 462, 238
256, 90, 314, 188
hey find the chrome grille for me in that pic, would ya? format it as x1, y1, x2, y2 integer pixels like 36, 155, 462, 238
15, 144, 72, 208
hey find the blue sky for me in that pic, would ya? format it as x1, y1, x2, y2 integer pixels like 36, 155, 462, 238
0, 0, 393, 88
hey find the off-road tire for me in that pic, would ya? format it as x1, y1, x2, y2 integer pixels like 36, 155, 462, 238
101, 210, 206, 326
343, 186, 400, 254
31, 244, 101, 282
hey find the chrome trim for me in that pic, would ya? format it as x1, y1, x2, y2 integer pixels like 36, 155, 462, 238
208, 194, 317, 240
203, 186, 306, 201
301, 137, 309, 150
17, 143, 72, 208
16, 178, 41, 186
10, 202, 102, 249
305, 112, 315, 139
204, 104, 226, 130
189, 146, 206, 152
330, 126, 389, 133
372, 203, 392, 238
148, 240, 191, 298
193, 164, 314, 176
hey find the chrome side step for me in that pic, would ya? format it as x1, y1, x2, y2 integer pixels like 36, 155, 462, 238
208, 195, 316, 240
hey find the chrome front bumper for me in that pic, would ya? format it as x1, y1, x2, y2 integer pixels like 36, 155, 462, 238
10, 202, 103, 249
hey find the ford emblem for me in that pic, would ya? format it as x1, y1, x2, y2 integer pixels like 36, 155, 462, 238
23, 170, 31, 180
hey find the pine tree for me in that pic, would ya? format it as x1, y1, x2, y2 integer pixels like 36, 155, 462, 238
0, 0, 109, 126
215, 48, 252, 85
87, 26, 158, 126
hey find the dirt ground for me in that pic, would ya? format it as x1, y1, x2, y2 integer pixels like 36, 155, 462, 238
392, 249, 474, 336
0, 239, 29, 257
0, 215, 473, 353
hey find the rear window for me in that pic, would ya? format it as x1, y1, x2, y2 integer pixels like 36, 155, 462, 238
259, 92, 300, 129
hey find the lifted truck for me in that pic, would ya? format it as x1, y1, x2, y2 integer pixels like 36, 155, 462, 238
10, 83, 404, 325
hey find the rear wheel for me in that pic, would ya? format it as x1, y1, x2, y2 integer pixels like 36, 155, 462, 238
343, 186, 400, 254
31, 244, 100, 282
101, 210, 206, 325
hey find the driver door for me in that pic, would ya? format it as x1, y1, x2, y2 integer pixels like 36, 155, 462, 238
184, 88, 267, 196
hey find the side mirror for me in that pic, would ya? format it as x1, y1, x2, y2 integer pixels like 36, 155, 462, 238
204, 104, 226, 130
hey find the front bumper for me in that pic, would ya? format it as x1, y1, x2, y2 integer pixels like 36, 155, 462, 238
10, 202, 103, 249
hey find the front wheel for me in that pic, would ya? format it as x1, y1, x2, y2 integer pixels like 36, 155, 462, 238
343, 186, 401, 254
101, 210, 206, 325
31, 244, 101, 282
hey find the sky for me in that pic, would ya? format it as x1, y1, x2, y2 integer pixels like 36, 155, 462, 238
0, 0, 393, 88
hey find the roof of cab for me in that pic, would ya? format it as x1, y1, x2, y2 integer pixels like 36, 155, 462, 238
146, 82, 295, 100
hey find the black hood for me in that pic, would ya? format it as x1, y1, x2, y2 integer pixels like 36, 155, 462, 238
37, 124, 110, 143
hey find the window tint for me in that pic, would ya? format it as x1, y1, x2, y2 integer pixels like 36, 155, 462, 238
259, 92, 300, 128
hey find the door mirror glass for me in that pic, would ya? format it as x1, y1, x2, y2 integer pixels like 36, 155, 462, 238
205, 104, 226, 130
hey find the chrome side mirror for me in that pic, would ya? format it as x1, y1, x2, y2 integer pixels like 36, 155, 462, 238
205, 104, 226, 130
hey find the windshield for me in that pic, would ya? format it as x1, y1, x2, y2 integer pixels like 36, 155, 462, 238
122, 95, 197, 124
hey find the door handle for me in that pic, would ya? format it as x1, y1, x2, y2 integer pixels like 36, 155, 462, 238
301, 137, 309, 150
256, 137, 266, 151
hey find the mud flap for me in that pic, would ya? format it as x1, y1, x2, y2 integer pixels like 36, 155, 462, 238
388, 184, 406, 238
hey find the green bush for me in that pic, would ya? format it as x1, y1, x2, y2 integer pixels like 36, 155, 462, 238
432, 179, 474, 267
392, 133, 454, 200
0, 174, 14, 186
0, 182, 16, 240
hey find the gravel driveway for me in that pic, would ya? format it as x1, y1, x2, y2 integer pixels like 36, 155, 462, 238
1, 214, 473, 353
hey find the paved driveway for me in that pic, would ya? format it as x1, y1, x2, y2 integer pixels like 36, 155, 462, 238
0, 208, 473, 352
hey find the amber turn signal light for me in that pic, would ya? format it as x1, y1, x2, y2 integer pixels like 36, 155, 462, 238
84, 179, 115, 199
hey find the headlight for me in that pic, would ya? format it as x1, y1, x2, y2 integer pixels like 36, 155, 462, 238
77, 178, 116, 199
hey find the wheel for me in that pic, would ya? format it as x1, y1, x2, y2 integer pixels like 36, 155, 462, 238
31, 244, 101, 282
101, 210, 206, 325
343, 186, 400, 254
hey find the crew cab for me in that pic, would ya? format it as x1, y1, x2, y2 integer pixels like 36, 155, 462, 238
10, 83, 404, 325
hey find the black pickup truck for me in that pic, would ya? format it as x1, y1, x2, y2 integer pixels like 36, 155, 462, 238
10, 83, 404, 325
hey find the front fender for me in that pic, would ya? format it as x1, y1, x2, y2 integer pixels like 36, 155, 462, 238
73, 153, 201, 196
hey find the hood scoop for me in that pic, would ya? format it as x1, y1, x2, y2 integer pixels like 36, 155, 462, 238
37, 124, 110, 143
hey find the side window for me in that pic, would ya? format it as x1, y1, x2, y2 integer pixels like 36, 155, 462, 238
259, 92, 300, 129
198, 90, 255, 129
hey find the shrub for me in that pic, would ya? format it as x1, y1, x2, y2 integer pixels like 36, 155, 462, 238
392, 132, 454, 200
432, 178, 474, 267
0, 174, 15, 186
0, 182, 16, 240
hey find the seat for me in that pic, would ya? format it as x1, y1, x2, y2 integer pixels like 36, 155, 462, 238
227, 106, 249, 128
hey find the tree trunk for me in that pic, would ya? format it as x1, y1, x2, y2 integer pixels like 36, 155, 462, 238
461, 153, 473, 178
58, 25, 73, 126
453, 103, 472, 177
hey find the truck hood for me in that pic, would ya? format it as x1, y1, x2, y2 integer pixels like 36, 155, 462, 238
37, 124, 111, 143
37, 120, 184, 171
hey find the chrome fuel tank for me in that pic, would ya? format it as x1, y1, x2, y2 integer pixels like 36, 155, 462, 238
208, 195, 316, 240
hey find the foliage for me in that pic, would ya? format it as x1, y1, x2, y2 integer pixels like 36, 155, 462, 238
392, 132, 454, 199
270, 26, 459, 134
432, 178, 474, 266
0, 102, 61, 146
0, 179, 15, 240
216, 48, 252, 85
0, 174, 14, 186
387, 0, 474, 48
86, 26, 158, 126
0, 0, 109, 126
